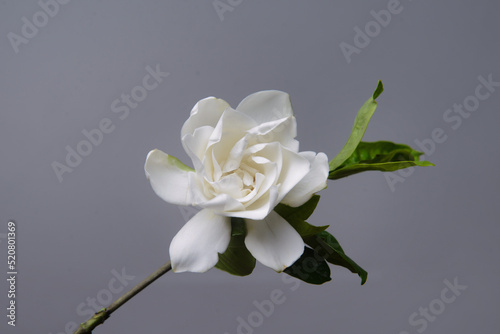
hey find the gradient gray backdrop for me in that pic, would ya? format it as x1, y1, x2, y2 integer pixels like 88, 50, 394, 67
1, 1, 499, 333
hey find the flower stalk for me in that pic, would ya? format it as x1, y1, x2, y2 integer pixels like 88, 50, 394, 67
73, 261, 172, 334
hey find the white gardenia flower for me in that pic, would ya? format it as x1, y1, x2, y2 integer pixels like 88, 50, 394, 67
145, 91, 329, 273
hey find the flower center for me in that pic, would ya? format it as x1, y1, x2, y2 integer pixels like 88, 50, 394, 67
217, 161, 257, 198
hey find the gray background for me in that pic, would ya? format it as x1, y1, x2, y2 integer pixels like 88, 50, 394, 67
1, 0, 499, 333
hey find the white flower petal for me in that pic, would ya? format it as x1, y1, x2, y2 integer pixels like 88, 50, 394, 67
238, 172, 266, 204
248, 142, 282, 171
211, 148, 222, 181
181, 125, 214, 172
170, 209, 231, 273
209, 108, 257, 163
252, 156, 271, 164
241, 162, 278, 209
245, 142, 281, 194
144, 149, 194, 206
275, 147, 311, 204
244, 211, 304, 272
247, 116, 299, 152
199, 193, 246, 213
181, 97, 230, 138
212, 173, 244, 198
281, 152, 329, 207
187, 172, 210, 204
228, 185, 279, 220
222, 136, 248, 173
236, 90, 293, 125
198, 145, 216, 183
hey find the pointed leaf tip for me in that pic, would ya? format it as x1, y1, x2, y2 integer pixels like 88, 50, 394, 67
372, 80, 384, 100
305, 231, 368, 285
328, 82, 381, 171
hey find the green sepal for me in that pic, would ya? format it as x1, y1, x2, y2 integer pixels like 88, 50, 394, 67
284, 247, 332, 285
167, 154, 195, 172
274, 195, 329, 238
329, 141, 434, 180
329, 80, 384, 171
304, 231, 368, 285
215, 218, 256, 276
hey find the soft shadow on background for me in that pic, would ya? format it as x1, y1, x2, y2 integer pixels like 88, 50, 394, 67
1, 1, 499, 333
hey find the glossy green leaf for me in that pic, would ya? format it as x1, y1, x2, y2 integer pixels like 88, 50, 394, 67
305, 231, 367, 285
372, 80, 384, 99
215, 218, 256, 276
329, 141, 434, 180
284, 247, 332, 285
274, 195, 328, 238
329, 80, 384, 171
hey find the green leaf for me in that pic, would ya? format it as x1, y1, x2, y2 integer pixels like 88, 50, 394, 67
215, 218, 256, 276
274, 195, 329, 238
372, 80, 384, 99
284, 247, 332, 285
305, 231, 367, 285
329, 141, 434, 180
329, 80, 384, 171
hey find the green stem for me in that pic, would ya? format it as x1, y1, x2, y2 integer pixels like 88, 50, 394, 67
73, 260, 172, 334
